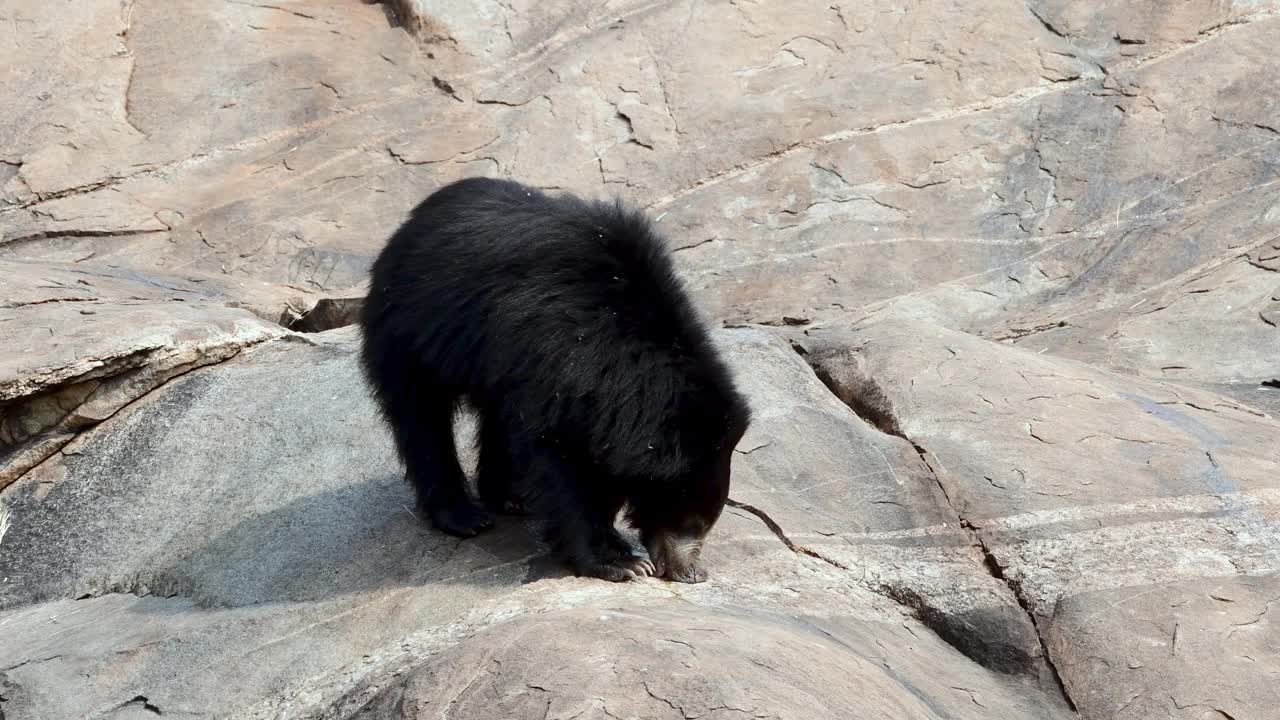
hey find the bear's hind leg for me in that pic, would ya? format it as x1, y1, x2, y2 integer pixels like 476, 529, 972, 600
476, 409, 531, 516
388, 392, 493, 537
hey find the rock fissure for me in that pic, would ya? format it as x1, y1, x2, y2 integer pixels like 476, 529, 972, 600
1, 227, 167, 248
285, 297, 364, 333
957, 514, 1079, 713
990, 320, 1070, 342
787, 336, 1080, 708
119, 0, 143, 138
226, 1, 319, 21
1025, 4, 1069, 42
109, 695, 162, 716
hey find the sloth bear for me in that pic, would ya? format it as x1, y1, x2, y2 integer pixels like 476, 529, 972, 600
360, 178, 750, 583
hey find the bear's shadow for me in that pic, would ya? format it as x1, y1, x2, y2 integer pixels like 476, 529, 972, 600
173, 472, 574, 608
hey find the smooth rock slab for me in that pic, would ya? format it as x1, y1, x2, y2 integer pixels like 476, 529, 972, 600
791, 315, 1280, 719
1048, 574, 1280, 720
344, 605, 1073, 720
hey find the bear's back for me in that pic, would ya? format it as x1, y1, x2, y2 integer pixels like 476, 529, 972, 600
369, 178, 722, 420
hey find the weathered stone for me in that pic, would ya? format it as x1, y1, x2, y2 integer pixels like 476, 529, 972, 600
289, 296, 365, 333
1047, 574, 1280, 720
719, 330, 1050, 678
791, 315, 1280, 718
345, 606, 1071, 720
0, 0, 479, 317
1026, 0, 1278, 67
659, 11, 1280, 332
0, 301, 282, 489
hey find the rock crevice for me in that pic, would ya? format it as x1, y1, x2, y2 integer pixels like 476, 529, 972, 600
791, 332, 1080, 706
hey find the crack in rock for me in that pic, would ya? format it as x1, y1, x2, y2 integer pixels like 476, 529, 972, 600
784, 333, 1079, 706
1, 227, 168, 249
990, 320, 1070, 342
874, 582, 1038, 675
431, 75, 463, 102
111, 695, 162, 716
610, 105, 654, 150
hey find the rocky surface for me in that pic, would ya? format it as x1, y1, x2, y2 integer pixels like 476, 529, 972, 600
2, 0, 1278, 718
0, 328, 1074, 718
792, 318, 1280, 719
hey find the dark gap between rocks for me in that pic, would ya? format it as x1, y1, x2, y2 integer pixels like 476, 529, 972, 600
378, 0, 459, 46
286, 296, 364, 333
722, 502, 1047, 676
875, 583, 1038, 675
957, 514, 1079, 710
787, 339, 905, 438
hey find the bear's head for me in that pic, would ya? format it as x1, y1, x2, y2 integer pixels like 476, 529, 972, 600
629, 398, 750, 583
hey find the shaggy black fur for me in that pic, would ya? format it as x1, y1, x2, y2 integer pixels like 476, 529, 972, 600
360, 178, 750, 583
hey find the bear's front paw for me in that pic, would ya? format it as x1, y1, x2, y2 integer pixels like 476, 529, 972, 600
577, 555, 657, 582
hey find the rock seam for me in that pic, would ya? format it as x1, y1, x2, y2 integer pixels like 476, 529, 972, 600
784, 335, 1082, 712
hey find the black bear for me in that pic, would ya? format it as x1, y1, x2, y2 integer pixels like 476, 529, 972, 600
359, 178, 750, 583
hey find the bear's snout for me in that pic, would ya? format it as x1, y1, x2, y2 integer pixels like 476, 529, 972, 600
646, 532, 708, 584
